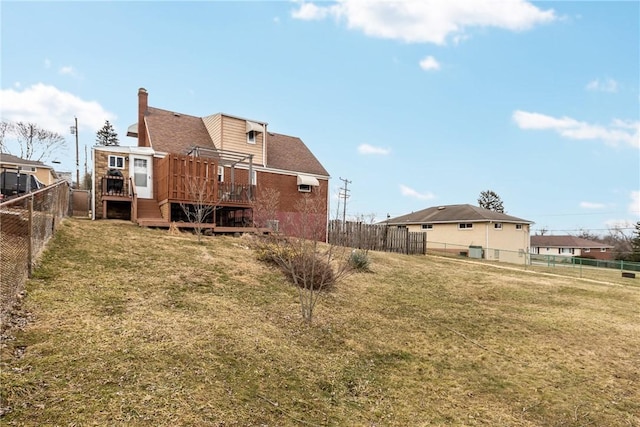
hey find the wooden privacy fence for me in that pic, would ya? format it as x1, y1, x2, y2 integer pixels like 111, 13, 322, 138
328, 220, 426, 255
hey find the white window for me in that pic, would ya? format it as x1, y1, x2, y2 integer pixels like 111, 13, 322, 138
218, 166, 224, 182
458, 223, 473, 229
251, 170, 257, 186
421, 224, 433, 230
494, 223, 502, 230
247, 131, 256, 144
516, 224, 523, 230
108, 155, 125, 169
298, 184, 312, 193
584, 248, 591, 253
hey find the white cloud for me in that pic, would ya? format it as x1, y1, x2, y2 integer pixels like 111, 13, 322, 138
630, 191, 640, 217
358, 143, 390, 155
419, 55, 440, 71
512, 110, 640, 149
291, 1, 336, 20
586, 78, 618, 93
0, 83, 116, 136
59, 65, 80, 78
400, 184, 435, 200
291, 0, 556, 45
579, 201, 606, 209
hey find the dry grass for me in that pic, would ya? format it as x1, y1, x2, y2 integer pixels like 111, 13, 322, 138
1, 218, 638, 426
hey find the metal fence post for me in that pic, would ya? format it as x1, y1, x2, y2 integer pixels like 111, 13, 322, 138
28, 194, 34, 278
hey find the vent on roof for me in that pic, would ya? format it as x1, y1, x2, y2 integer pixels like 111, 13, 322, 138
173, 113, 180, 117
438, 206, 445, 210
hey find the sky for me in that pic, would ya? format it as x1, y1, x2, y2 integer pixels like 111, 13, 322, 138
1, 0, 638, 236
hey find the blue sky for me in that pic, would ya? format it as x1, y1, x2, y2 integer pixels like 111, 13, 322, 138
1, 0, 638, 235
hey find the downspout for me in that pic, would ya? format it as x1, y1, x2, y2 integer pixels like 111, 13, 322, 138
486, 222, 490, 260
263, 124, 267, 167
325, 177, 330, 243
91, 147, 96, 220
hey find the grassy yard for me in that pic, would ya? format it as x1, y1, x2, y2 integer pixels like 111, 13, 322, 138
1, 219, 638, 426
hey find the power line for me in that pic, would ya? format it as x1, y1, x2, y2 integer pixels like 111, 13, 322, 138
338, 177, 351, 225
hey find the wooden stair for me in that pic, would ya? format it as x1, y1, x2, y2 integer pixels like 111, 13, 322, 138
135, 199, 168, 227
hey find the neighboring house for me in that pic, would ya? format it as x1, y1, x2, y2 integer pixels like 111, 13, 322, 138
0, 153, 57, 186
530, 235, 614, 260
0, 153, 57, 199
92, 88, 330, 237
384, 204, 533, 263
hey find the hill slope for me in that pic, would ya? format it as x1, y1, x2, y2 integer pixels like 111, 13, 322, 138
1, 219, 638, 426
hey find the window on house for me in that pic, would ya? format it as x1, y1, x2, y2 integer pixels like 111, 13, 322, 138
108, 155, 125, 169
218, 166, 224, 182
494, 223, 502, 230
251, 170, 257, 186
516, 224, 523, 230
458, 223, 473, 229
584, 248, 591, 253
559, 248, 574, 254
421, 224, 433, 230
298, 184, 312, 193
247, 131, 256, 144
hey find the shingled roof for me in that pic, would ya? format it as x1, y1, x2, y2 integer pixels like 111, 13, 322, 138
386, 204, 532, 225
266, 132, 329, 176
145, 107, 214, 154
530, 235, 613, 249
0, 153, 51, 168
141, 106, 328, 177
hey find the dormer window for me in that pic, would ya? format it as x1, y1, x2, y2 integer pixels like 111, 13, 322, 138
246, 121, 265, 145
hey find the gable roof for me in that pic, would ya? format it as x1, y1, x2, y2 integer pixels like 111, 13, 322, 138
386, 204, 532, 225
141, 107, 328, 177
266, 132, 329, 177
145, 107, 214, 154
0, 153, 53, 169
530, 235, 613, 249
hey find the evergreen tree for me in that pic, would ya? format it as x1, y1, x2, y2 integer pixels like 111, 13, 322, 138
96, 120, 119, 146
478, 190, 505, 213
630, 221, 640, 262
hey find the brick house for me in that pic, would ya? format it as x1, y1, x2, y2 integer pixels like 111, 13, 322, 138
92, 88, 330, 238
530, 235, 614, 260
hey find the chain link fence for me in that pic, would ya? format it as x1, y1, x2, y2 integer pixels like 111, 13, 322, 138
1, 180, 70, 332
426, 240, 640, 284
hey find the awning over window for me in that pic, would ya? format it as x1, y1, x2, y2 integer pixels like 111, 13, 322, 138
126, 122, 138, 137
246, 121, 265, 133
297, 174, 319, 186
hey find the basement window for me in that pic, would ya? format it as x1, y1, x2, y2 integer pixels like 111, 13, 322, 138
108, 155, 125, 169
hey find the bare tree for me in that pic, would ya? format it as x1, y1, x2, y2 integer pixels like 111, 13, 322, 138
253, 192, 353, 323
0, 121, 13, 153
7, 121, 66, 162
252, 187, 280, 232
179, 174, 218, 243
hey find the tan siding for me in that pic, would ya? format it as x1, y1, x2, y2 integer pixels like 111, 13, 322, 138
220, 116, 264, 165
202, 114, 222, 148
405, 221, 530, 261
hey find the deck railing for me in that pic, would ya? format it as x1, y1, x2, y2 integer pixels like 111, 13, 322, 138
100, 175, 129, 197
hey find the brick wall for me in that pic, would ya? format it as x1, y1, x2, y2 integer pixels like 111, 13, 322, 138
93, 150, 130, 219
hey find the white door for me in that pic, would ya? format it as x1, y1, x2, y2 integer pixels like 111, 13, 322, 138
130, 155, 153, 199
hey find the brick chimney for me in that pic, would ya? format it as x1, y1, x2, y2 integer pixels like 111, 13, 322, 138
137, 88, 148, 147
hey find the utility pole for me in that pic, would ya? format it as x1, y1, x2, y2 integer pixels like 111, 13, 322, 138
339, 177, 351, 226
70, 117, 79, 189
